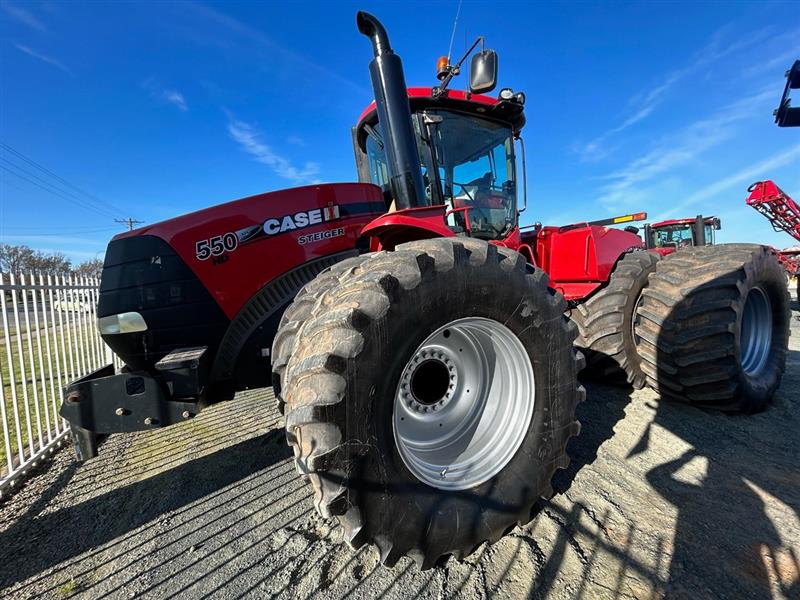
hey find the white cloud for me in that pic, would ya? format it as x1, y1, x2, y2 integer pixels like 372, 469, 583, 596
227, 116, 321, 184
597, 88, 775, 211
184, 2, 368, 96
651, 144, 800, 221
2, 1, 46, 32
14, 43, 72, 75
144, 79, 188, 111
742, 45, 800, 79
287, 135, 305, 147
163, 90, 188, 111
576, 25, 773, 161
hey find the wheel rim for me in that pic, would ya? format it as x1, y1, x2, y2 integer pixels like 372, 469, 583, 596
740, 286, 773, 376
393, 317, 535, 491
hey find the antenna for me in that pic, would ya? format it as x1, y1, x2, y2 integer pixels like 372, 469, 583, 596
446, 0, 463, 62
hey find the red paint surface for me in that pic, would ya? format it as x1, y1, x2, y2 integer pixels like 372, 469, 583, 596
116, 183, 385, 319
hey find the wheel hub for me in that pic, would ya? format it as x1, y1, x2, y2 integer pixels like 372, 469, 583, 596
393, 317, 535, 491
402, 352, 457, 411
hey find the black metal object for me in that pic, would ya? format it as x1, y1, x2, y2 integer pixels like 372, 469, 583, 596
469, 49, 498, 94
99, 234, 229, 372
643, 223, 654, 249
775, 60, 800, 127
693, 214, 706, 246
357, 11, 427, 209
60, 347, 210, 438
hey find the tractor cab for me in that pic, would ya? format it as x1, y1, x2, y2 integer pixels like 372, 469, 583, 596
352, 13, 527, 243
644, 215, 721, 250
354, 89, 526, 241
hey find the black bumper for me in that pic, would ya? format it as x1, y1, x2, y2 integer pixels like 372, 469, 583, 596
60, 347, 210, 459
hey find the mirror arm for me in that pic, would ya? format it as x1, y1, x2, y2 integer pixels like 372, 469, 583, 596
433, 36, 484, 98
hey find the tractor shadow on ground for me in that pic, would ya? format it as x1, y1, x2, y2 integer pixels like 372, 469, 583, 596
635, 271, 800, 599
0, 397, 295, 595
631, 376, 799, 599
553, 380, 633, 496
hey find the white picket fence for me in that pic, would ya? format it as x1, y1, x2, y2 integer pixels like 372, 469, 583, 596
0, 273, 119, 496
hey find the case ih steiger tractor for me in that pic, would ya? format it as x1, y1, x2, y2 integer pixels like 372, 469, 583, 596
643, 215, 721, 252
60, 13, 791, 568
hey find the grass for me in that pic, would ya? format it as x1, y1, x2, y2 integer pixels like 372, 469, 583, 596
57, 578, 80, 597
0, 314, 107, 477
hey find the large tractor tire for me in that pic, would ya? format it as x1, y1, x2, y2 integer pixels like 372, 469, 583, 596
635, 244, 790, 413
271, 255, 367, 416
272, 238, 584, 569
573, 250, 660, 388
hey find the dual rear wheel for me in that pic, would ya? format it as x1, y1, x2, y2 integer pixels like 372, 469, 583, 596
577, 244, 790, 413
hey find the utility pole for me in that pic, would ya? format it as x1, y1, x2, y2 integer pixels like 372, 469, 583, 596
115, 218, 144, 231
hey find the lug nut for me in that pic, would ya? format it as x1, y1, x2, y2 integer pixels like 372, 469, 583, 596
144, 417, 154, 425
182, 411, 191, 419
115, 408, 125, 416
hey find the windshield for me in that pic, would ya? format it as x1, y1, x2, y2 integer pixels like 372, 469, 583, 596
359, 110, 517, 240
654, 225, 694, 248
426, 110, 517, 240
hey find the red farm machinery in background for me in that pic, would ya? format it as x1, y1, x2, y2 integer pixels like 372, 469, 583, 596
643, 215, 721, 253
58, 12, 793, 569
746, 179, 800, 295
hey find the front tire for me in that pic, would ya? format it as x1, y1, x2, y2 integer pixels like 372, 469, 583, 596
273, 238, 584, 568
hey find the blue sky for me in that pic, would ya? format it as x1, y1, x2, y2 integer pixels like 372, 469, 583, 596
1, 0, 798, 264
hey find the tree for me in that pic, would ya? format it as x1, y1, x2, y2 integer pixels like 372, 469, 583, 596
73, 258, 104, 279
30, 251, 72, 276
0, 244, 72, 275
0, 244, 35, 273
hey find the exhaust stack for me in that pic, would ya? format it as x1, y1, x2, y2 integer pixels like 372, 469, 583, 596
357, 11, 427, 209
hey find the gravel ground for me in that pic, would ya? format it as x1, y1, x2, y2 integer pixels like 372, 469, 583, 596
1, 299, 798, 599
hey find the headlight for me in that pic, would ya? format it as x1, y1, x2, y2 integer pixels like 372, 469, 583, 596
498, 87, 514, 100
98, 312, 148, 335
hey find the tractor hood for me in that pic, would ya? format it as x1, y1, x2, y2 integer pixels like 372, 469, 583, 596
98, 182, 385, 370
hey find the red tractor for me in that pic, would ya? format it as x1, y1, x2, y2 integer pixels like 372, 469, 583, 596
643, 214, 721, 253
60, 12, 791, 569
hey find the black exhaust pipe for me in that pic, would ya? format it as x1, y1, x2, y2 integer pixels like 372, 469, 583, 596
357, 11, 427, 209
693, 214, 706, 246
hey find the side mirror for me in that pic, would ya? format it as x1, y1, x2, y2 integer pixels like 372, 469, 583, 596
469, 50, 498, 94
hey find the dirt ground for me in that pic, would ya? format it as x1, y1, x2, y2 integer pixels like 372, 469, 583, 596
0, 301, 798, 599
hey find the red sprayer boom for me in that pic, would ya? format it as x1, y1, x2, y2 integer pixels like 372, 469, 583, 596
746, 180, 800, 241
746, 180, 800, 276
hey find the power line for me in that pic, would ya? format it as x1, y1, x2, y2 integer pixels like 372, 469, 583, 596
0, 227, 120, 236
0, 143, 126, 216
0, 158, 118, 219
0, 164, 118, 219
115, 218, 144, 231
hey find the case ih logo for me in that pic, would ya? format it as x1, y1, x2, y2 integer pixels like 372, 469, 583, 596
263, 206, 341, 236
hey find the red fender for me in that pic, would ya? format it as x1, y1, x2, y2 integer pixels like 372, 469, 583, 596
360, 205, 455, 250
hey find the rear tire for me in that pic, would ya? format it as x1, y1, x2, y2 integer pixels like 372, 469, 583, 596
273, 238, 584, 568
635, 244, 790, 413
573, 251, 660, 388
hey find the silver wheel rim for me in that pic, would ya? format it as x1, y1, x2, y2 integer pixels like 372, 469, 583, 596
740, 286, 773, 376
393, 317, 535, 491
